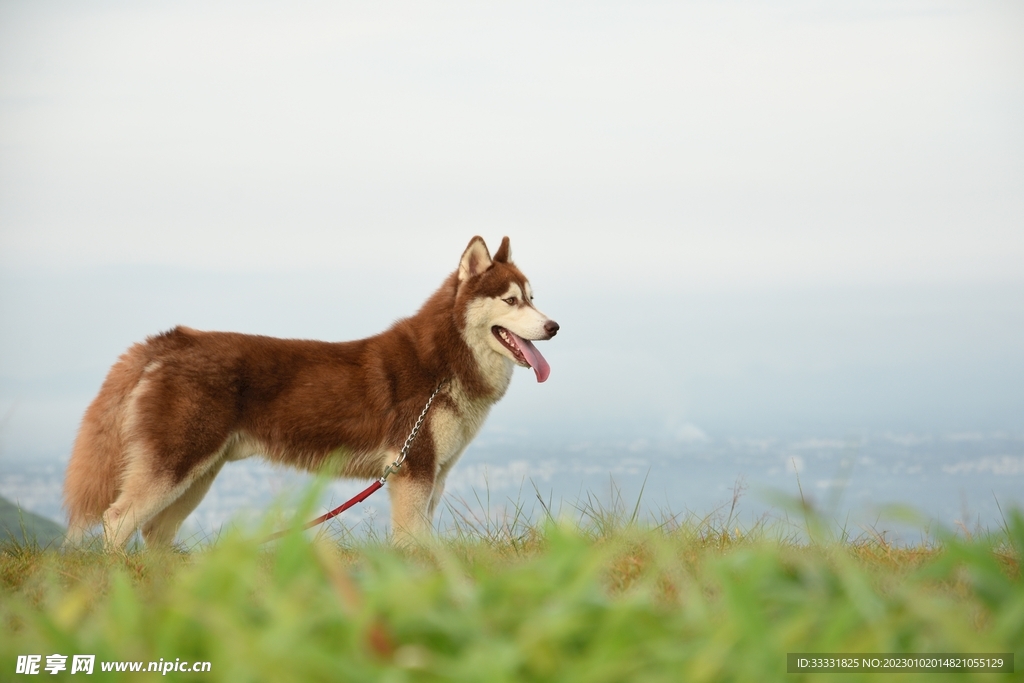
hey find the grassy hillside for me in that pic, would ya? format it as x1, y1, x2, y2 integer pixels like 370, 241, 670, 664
1, 494, 1021, 682
0, 495, 65, 547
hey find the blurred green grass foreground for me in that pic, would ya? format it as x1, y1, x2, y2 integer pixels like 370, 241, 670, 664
1, 488, 1022, 682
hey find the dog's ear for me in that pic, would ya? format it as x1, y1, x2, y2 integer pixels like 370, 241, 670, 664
493, 236, 511, 263
458, 236, 493, 281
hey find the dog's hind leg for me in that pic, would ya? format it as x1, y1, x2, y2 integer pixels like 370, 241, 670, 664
63, 344, 153, 547
102, 441, 225, 550
141, 458, 226, 547
102, 476, 178, 551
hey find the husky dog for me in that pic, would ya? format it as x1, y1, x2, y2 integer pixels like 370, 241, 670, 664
63, 236, 558, 548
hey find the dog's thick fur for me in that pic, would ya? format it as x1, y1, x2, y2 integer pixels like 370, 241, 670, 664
63, 236, 558, 548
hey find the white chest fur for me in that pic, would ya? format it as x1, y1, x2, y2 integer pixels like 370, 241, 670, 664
430, 378, 500, 473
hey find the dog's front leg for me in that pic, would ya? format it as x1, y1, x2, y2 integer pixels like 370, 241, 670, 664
388, 469, 435, 546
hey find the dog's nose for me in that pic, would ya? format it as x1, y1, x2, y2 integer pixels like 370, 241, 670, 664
544, 320, 560, 338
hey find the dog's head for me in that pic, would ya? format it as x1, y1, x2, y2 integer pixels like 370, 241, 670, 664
456, 236, 559, 382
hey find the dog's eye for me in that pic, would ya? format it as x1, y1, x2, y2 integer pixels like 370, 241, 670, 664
503, 297, 517, 305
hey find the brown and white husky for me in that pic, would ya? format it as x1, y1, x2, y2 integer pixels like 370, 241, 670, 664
62, 236, 558, 549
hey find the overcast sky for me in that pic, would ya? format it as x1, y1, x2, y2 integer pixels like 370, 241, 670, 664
1, 1, 1023, 459
3, 1, 1022, 284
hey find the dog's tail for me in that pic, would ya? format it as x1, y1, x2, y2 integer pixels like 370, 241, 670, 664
62, 331, 182, 544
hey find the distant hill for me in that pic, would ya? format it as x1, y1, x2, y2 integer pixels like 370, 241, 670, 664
0, 495, 66, 547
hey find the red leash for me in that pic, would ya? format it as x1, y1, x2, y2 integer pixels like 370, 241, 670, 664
261, 382, 445, 544
261, 479, 383, 543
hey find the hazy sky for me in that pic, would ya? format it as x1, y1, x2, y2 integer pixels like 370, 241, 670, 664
2, 1, 1023, 459
3, 1, 1022, 284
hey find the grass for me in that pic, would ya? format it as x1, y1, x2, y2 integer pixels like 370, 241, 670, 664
1, 486, 1021, 682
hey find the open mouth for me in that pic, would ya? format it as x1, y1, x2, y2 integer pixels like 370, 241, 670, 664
492, 326, 551, 383
493, 326, 529, 366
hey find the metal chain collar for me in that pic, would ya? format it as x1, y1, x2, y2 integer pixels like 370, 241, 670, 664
378, 381, 447, 483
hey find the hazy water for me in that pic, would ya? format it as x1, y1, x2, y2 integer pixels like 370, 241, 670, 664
3, 429, 1021, 545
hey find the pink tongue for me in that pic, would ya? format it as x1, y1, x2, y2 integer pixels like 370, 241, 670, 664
507, 330, 551, 383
